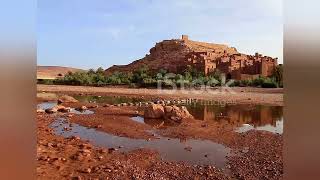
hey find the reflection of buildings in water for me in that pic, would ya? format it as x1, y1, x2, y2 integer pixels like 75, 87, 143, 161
190, 105, 282, 127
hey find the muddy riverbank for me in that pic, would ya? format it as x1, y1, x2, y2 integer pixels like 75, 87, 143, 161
37, 92, 283, 179
37, 84, 284, 106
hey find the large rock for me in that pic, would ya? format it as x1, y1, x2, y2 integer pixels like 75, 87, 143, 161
144, 104, 193, 123
164, 105, 193, 123
144, 104, 165, 119
58, 95, 78, 104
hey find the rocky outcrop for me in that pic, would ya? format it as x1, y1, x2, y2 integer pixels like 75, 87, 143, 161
144, 104, 193, 123
164, 105, 193, 123
144, 104, 165, 119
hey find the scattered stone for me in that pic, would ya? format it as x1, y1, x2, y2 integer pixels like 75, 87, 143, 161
47, 142, 54, 148
99, 149, 107, 154
71, 136, 81, 140
56, 105, 71, 113
108, 148, 119, 153
201, 124, 208, 128
82, 168, 92, 173
37, 108, 45, 113
63, 126, 72, 131
81, 149, 91, 154
95, 125, 103, 128
75, 106, 87, 111
241, 148, 249, 154
88, 105, 98, 109
45, 108, 58, 114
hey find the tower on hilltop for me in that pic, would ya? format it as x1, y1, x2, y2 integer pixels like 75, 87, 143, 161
182, 35, 189, 41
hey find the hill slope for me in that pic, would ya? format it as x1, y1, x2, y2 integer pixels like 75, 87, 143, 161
37, 66, 85, 79
105, 37, 239, 75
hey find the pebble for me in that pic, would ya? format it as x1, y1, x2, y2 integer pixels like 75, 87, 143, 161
95, 125, 103, 128
81, 149, 91, 154
47, 143, 54, 148
108, 148, 119, 153
201, 124, 208, 128
82, 168, 91, 173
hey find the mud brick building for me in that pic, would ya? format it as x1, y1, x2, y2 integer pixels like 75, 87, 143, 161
105, 35, 278, 80
184, 36, 278, 80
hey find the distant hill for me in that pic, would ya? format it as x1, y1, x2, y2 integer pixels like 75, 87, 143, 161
37, 66, 85, 80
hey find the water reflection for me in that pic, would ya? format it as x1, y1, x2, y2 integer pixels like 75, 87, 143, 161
186, 103, 283, 134
51, 118, 230, 167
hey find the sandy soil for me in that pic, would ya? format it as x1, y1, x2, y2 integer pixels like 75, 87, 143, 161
37, 97, 283, 179
37, 85, 283, 106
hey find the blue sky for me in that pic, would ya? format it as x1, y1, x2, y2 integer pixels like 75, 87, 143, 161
37, 0, 282, 69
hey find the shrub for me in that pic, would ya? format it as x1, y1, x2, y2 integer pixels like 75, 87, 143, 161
261, 78, 278, 88
132, 65, 150, 84
44, 66, 280, 89
272, 65, 283, 87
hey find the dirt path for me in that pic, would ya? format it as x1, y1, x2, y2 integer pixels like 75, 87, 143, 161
37, 85, 283, 106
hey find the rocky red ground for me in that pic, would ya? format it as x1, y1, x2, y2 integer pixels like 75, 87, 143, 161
37, 87, 283, 179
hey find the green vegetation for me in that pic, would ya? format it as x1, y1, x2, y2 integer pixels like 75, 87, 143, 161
38, 65, 283, 88
272, 65, 283, 88
231, 76, 278, 88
